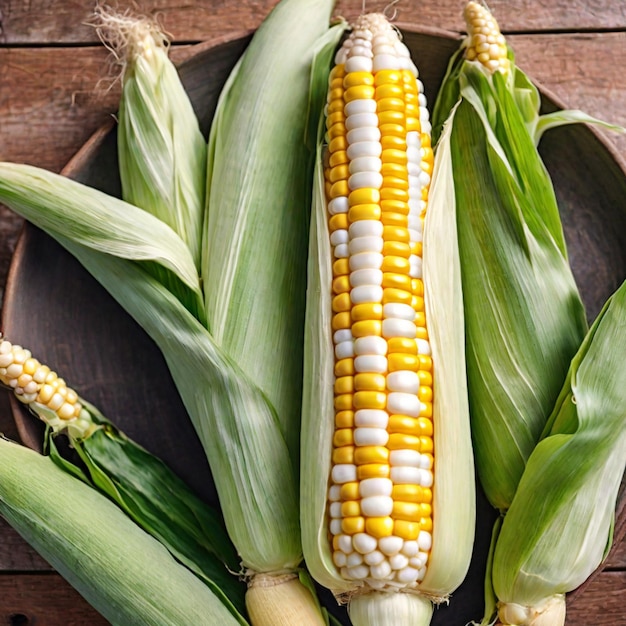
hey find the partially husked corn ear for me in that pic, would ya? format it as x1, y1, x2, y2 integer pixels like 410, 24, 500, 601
463, 1, 510, 75
301, 14, 475, 626
324, 13, 435, 588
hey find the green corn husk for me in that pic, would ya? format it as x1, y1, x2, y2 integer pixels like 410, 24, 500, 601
93, 6, 206, 271
489, 279, 626, 626
0, 436, 244, 626
429, 3, 610, 512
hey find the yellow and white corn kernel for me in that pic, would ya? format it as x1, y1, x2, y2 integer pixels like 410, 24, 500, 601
463, 1, 510, 74
0, 336, 91, 434
324, 13, 435, 592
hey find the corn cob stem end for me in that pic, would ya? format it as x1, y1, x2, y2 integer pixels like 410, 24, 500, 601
348, 589, 434, 626
245, 572, 326, 626
497, 594, 566, 626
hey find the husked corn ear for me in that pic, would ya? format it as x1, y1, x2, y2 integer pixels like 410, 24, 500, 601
323, 13, 435, 591
0, 336, 95, 438
463, 2, 510, 74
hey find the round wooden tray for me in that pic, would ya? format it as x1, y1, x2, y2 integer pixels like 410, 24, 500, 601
3, 25, 626, 625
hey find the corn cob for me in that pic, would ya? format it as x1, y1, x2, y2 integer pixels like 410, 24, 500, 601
463, 2, 510, 75
301, 14, 474, 625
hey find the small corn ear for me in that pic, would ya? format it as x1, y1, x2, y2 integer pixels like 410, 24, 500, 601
491, 279, 626, 625
0, 437, 244, 626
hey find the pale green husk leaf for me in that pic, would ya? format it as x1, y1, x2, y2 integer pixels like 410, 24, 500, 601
433, 55, 588, 511
0, 437, 242, 626
202, 0, 337, 467
492, 278, 626, 607
0, 162, 200, 294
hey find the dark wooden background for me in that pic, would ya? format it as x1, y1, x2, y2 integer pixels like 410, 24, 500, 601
0, 1, 625, 624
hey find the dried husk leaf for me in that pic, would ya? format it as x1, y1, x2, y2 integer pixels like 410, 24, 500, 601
491, 279, 626, 623
0, 437, 243, 626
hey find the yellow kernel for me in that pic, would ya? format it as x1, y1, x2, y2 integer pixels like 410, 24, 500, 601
342, 517, 365, 535
417, 417, 433, 436
65, 388, 78, 405
332, 535, 342, 551
352, 320, 382, 338
334, 393, 353, 411
330, 64, 345, 80
415, 312, 426, 328
383, 241, 411, 257
349, 188, 380, 206
329, 164, 349, 183
37, 384, 54, 404
16, 373, 32, 389
418, 370, 432, 387
334, 428, 354, 447
332, 311, 352, 331
380, 187, 409, 202
381, 162, 408, 178
341, 500, 361, 517
420, 517, 433, 533
333, 292, 352, 313
330, 179, 349, 199
334, 375, 354, 395
406, 118, 420, 133
57, 402, 76, 420
393, 501, 422, 522
352, 303, 383, 321
382, 225, 410, 243
340, 482, 360, 501
419, 503, 433, 519
333, 258, 350, 276
353, 391, 387, 410
22, 358, 38, 376
380, 212, 407, 228
378, 110, 405, 126
327, 98, 345, 114
335, 409, 355, 428
394, 519, 420, 541
381, 148, 408, 165
382, 288, 412, 306
357, 463, 390, 479
326, 111, 346, 129
354, 445, 389, 465
422, 488, 433, 504
388, 353, 419, 372
329, 136, 347, 153
382, 176, 409, 191
327, 122, 346, 141
392, 484, 424, 502
388, 415, 420, 435
343, 71, 375, 88
344, 85, 376, 102
418, 386, 433, 403
335, 359, 355, 378
365, 517, 394, 538
374, 70, 402, 86
354, 373, 387, 392
332, 275, 351, 294
420, 436, 434, 454
382, 256, 410, 273
329, 213, 349, 232
349, 204, 381, 222
388, 433, 421, 450
380, 135, 406, 151
379, 123, 406, 138
330, 150, 349, 167
382, 273, 412, 291
376, 97, 405, 112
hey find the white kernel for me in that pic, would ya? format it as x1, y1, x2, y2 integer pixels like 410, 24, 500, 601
338, 534, 353, 554
359, 477, 393, 498
396, 566, 420, 583
387, 392, 421, 417
382, 318, 416, 339
364, 550, 385, 566
331, 463, 357, 484
0, 341, 11, 354
419, 453, 433, 470
350, 268, 382, 288
372, 43, 395, 56
6, 363, 23, 378
418, 531, 432, 552
416, 338, 431, 355
383, 303, 415, 321
349, 250, 383, 269
370, 561, 392, 579
328, 196, 349, 215
407, 146, 421, 163
409, 256, 423, 279
419, 469, 434, 488
23, 380, 39, 395
390, 466, 422, 484
353, 533, 378, 554
417, 566, 427, 581
346, 112, 379, 131
347, 141, 382, 160
389, 449, 421, 467
346, 564, 369, 580
344, 99, 377, 116
354, 336, 387, 356
330, 519, 343, 535
386, 371, 419, 393
330, 229, 349, 246
389, 553, 409, 570
354, 427, 389, 446
333, 243, 349, 259
334, 329, 353, 344
354, 355, 387, 373
349, 156, 382, 175
345, 55, 373, 73
47, 392, 65, 411
366, 579, 388, 590
406, 131, 420, 148
351, 285, 384, 305
408, 215, 423, 232
401, 541, 419, 557
335, 340, 354, 360
328, 485, 342, 501
347, 126, 381, 144
333, 551, 347, 568
361, 495, 393, 517
409, 555, 426, 569
349, 236, 384, 255
349, 171, 383, 190
346, 552, 364, 567
329, 502, 342, 518
0, 354, 13, 367
350, 44, 373, 58
379, 536, 403, 556
354, 409, 388, 428
373, 54, 400, 72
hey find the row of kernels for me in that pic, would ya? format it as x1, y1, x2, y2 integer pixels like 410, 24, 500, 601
463, 1, 510, 74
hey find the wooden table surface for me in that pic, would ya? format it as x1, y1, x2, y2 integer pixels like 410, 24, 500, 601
0, 1, 625, 624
